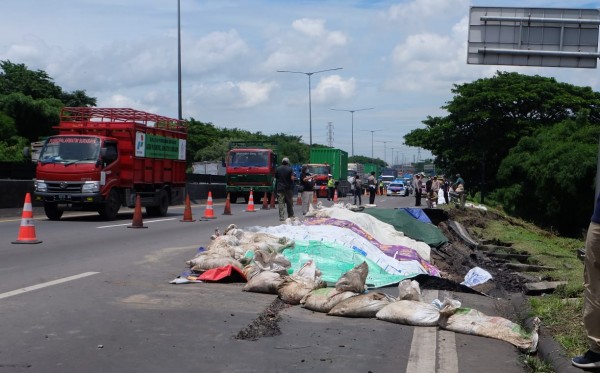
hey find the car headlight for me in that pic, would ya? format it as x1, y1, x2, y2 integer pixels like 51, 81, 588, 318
35, 181, 47, 192
82, 181, 100, 193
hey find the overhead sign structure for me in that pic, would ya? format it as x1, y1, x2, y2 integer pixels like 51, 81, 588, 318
468, 6, 600, 68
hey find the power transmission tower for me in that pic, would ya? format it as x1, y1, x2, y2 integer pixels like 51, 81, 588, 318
326, 122, 334, 147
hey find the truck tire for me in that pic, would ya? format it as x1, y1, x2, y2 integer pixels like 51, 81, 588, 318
230, 193, 238, 204
146, 190, 169, 217
98, 189, 121, 220
44, 203, 63, 220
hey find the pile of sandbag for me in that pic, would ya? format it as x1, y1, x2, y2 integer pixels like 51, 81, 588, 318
185, 224, 294, 273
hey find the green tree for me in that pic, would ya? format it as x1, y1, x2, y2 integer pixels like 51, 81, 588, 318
404, 71, 600, 193
494, 110, 599, 235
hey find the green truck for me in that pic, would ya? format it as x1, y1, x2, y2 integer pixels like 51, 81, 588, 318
225, 141, 278, 203
305, 147, 351, 197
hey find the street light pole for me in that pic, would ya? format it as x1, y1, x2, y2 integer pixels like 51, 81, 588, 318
277, 68, 343, 147
360, 129, 383, 161
330, 107, 373, 157
177, 0, 182, 120
377, 141, 390, 165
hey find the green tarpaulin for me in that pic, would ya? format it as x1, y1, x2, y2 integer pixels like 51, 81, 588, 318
363, 209, 448, 248
282, 240, 413, 288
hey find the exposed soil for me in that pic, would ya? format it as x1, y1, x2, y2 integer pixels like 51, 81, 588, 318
234, 298, 290, 341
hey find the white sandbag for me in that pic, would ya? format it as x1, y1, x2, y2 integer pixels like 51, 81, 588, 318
243, 271, 283, 294
242, 264, 261, 281
376, 300, 440, 326
397, 279, 422, 301
335, 261, 368, 293
328, 292, 394, 318
300, 288, 357, 313
253, 249, 291, 276
438, 299, 540, 352
277, 260, 325, 305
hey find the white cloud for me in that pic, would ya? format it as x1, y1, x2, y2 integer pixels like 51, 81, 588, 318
312, 75, 356, 104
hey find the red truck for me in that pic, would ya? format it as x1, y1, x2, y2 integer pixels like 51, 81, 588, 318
32, 107, 187, 220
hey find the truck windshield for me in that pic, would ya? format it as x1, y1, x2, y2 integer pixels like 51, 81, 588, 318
229, 151, 269, 167
39, 136, 101, 164
307, 165, 330, 174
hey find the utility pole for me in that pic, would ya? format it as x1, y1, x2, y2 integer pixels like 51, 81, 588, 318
326, 122, 334, 147
330, 107, 374, 157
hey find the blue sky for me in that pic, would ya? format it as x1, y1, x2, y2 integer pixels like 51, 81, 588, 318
2, 0, 600, 164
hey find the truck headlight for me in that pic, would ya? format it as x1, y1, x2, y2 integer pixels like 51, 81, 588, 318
82, 181, 100, 193
35, 181, 47, 192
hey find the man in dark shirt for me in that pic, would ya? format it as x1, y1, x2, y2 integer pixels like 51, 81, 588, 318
275, 157, 295, 221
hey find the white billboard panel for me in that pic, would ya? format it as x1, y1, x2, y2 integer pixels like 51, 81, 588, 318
468, 7, 600, 68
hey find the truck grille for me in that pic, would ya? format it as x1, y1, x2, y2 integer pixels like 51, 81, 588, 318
46, 181, 84, 193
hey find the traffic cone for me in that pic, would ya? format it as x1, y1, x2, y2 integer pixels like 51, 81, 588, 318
180, 193, 195, 222
313, 190, 317, 204
128, 194, 147, 229
261, 192, 269, 210
270, 191, 276, 209
296, 193, 302, 205
223, 193, 232, 215
202, 191, 217, 219
246, 190, 256, 212
333, 189, 339, 203
12, 193, 42, 244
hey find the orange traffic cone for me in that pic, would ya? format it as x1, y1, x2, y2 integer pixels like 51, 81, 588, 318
12, 193, 42, 244
246, 190, 256, 212
296, 193, 302, 205
223, 193, 232, 215
128, 194, 147, 229
270, 191, 276, 209
180, 193, 195, 222
202, 191, 217, 219
333, 189, 339, 203
313, 190, 318, 204
261, 192, 269, 210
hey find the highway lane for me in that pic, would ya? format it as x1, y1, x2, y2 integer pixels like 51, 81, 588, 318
0, 194, 528, 372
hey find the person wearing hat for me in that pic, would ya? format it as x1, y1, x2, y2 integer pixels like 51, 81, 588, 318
367, 171, 377, 204
326, 174, 335, 201
275, 157, 295, 221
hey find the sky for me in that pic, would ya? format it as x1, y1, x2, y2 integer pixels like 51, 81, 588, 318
2, 0, 600, 165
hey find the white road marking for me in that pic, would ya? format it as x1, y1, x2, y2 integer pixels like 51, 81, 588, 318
0, 272, 100, 299
405, 290, 459, 372
97, 217, 177, 228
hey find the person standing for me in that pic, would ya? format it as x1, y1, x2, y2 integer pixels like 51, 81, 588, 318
353, 174, 362, 205
299, 165, 314, 215
441, 176, 450, 204
430, 176, 441, 207
378, 179, 384, 195
326, 174, 335, 201
413, 174, 422, 206
425, 176, 433, 208
275, 157, 295, 221
572, 193, 600, 369
367, 171, 377, 204
452, 173, 466, 208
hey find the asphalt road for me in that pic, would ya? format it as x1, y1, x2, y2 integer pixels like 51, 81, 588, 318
0, 193, 528, 372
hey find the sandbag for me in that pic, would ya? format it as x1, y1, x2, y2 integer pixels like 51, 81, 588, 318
438, 300, 540, 352
243, 271, 283, 294
242, 264, 261, 281
277, 260, 326, 305
253, 249, 291, 276
328, 292, 394, 318
335, 261, 368, 293
300, 288, 357, 313
376, 300, 440, 326
397, 279, 422, 301
187, 252, 243, 271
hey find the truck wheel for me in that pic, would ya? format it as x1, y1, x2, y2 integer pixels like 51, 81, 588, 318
147, 190, 169, 217
44, 203, 63, 220
230, 194, 238, 204
98, 189, 121, 220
